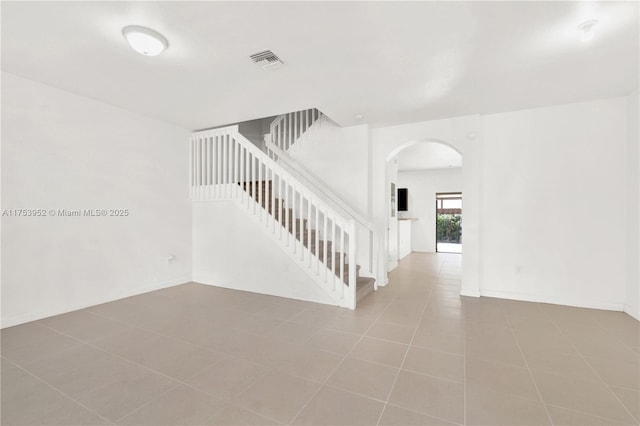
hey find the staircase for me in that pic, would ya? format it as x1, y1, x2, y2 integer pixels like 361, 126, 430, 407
243, 179, 375, 303
190, 112, 375, 309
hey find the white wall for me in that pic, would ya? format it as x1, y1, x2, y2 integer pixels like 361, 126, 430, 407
397, 168, 463, 252
1, 72, 192, 327
481, 97, 628, 310
289, 116, 370, 217
626, 89, 639, 320
192, 201, 336, 305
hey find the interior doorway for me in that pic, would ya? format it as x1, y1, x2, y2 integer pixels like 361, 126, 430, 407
436, 192, 462, 253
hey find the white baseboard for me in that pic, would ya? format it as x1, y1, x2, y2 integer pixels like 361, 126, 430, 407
193, 274, 338, 307
479, 289, 625, 312
1, 277, 191, 329
624, 304, 640, 321
460, 288, 480, 297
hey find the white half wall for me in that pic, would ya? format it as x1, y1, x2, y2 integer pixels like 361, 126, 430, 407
626, 89, 639, 320
192, 201, 337, 306
1, 72, 193, 328
480, 97, 629, 311
397, 168, 463, 253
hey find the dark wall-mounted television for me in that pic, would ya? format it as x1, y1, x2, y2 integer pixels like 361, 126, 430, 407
398, 188, 408, 211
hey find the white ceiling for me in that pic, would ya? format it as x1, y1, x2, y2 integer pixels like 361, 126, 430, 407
2, 2, 638, 130
397, 142, 462, 171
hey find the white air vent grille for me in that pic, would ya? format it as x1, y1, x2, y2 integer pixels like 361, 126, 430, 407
249, 50, 284, 69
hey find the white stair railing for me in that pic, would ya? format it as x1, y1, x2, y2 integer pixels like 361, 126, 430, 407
191, 125, 357, 309
266, 109, 378, 282
269, 108, 321, 153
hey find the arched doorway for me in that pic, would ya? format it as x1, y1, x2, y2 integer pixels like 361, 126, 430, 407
385, 140, 463, 271
370, 115, 482, 298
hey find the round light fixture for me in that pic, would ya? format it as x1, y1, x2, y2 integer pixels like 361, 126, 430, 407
354, 113, 364, 121
122, 25, 168, 56
577, 19, 598, 42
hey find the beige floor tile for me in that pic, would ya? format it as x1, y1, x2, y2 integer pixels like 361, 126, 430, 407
27, 344, 179, 421
412, 327, 464, 355
230, 314, 285, 335
253, 301, 308, 321
379, 404, 458, 425
233, 370, 319, 423
137, 312, 214, 343
289, 309, 336, 328
466, 336, 527, 367
201, 327, 264, 355
87, 299, 147, 322
585, 356, 640, 390
21, 344, 120, 394
292, 386, 384, 425
324, 312, 377, 334
76, 374, 178, 422
326, 357, 398, 401
1, 359, 109, 426
4, 256, 639, 426
350, 337, 408, 367
117, 384, 225, 425
514, 326, 578, 356
306, 329, 360, 355
501, 300, 548, 321
388, 370, 464, 424
266, 321, 322, 345
466, 384, 551, 425
116, 335, 226, 381
208, 404, 280, 425
37, 309, 119, 335
2, 328, 82, 367
89, 324, 160, 354
274, 347, 343, 382
611, 386, 640, 423
1, 322, 62, 350
466, 357, 541, 401
402, 346, 464, 383
523, 349, 601, 381
546, 405, 628, 425
532, 370, 636, 423
186, 357, 270, 402
377, 308, 423, 328
366, 321, 415, 344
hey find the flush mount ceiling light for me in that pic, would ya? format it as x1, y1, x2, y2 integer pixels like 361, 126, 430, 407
122, 25, 168, 56
577, 19, 598, 42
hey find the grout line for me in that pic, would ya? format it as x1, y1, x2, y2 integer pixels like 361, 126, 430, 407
289, 298, 394, 425
374, 257, 443, 426
1, 355, 116, 425
506, 311, 554, 425
540, 309, 640, 424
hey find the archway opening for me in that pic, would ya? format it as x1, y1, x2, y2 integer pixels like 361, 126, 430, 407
385, 140, 463, 271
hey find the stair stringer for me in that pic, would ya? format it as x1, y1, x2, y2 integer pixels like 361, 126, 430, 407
192, 200, 345, 307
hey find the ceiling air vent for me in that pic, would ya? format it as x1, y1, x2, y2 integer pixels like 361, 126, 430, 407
249, 50, 284, 70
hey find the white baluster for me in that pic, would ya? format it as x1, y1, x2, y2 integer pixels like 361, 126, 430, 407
331, 219, 336, 291
339, 227, 345, 298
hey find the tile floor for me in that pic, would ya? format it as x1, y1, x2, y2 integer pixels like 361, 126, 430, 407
2, 253, 639, 425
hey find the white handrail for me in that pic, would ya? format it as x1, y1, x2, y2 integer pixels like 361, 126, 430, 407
266, 139, 373, 230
